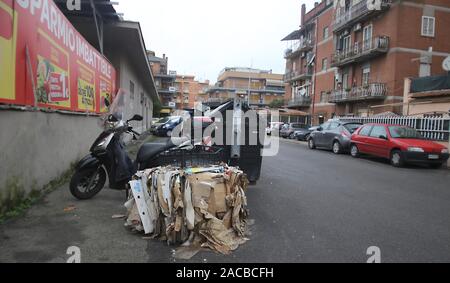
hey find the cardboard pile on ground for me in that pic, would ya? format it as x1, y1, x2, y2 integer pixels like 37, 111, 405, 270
124, 165, 250, 259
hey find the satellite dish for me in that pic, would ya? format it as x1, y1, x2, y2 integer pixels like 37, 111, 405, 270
443, 56, 450, 72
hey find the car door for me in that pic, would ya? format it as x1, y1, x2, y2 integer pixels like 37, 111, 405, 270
323, 122, 341, 149
366, 125, 390, 158
355, 125, 373, 153
315, 122, 331, 146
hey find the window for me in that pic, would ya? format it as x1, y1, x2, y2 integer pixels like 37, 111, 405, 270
323, 26, 329, 40
322, 58, 328, 71
130, 81, 135, 99
362, 66, 370, 86
321, 122, 331, 130
320, 91, 327, 103
362, 25, 373, 50
359, 125, 373, 136
329, 122, 340, 130
370, 126, 388, 139
422, 16, 435, 37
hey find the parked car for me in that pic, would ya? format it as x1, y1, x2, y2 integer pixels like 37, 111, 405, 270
266, 122, 284, 136
293, 126, 318, 141
150, 117, 170, 134
154, 116, 183, 137
350, 123, 449, 168
280, 123, 309, 139
308, 120, 363, 154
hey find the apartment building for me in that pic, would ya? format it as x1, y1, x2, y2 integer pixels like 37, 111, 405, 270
207, 67, 285, 108
283, 0, 450, 124
173, 75, 210, 109
147, 51, 177, 109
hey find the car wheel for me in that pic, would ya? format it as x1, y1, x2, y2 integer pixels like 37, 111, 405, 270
332, 141, 342, 155
289, 133, 295, 139
391, 150, 404, 168
350, 144, 359, 158
308, 138, 316, 150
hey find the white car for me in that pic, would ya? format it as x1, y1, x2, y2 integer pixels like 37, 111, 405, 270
266, 122, 284, 136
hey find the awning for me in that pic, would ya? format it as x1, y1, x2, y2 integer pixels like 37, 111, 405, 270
281, 30, 301, 41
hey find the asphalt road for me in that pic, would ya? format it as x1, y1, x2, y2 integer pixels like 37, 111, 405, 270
1, 138, 450, 263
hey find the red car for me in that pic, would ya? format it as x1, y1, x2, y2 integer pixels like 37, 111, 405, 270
350, 123, 449, 168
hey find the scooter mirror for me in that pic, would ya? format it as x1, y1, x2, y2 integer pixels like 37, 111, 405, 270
104, 97, 111, 108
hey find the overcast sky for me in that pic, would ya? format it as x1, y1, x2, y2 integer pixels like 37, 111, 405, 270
116, 0, 316, 83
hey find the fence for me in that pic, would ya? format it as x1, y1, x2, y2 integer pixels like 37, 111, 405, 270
335, 116, 450, 142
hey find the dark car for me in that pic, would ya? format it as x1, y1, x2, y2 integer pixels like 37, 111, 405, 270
350, 123, 449, 168
154, 116, 183, 137
308, 120, 362, 154
280, 123, 309, 139
293, 126, 318, 141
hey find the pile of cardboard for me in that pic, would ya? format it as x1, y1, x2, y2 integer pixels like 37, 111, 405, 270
124, 165, 250, 259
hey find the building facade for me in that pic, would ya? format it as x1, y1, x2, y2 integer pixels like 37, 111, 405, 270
147, 51, 177, 110
283, 0, 450, 125
173, 75, 210, 110
207, 67, 285, 108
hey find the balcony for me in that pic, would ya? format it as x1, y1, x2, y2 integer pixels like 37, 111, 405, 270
331, 36, 389, 67
284, 38, 315, 59
328, 83, 387, 103
284, 66, 314, 82
158, 87, 177, 95
153, 72, 177, 80
333, 0, 391, 32
288, 96, 312, 108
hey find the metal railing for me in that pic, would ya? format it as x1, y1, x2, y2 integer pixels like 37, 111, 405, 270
329, 83, 387, 102
332, 36, 389, 66
288, 96, 312, 107
333, 0, 391, 31
335, 115, 450, 141
284, 38, 315, 58
284, 67, 314, 81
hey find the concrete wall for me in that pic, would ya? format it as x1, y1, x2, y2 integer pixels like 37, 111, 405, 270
0, 110, 101, 199
106, 50, 154, 133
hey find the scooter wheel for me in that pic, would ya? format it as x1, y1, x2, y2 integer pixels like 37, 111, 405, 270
70, 168, 106, 200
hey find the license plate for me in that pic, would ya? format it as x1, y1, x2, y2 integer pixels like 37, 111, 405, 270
428, 155, 439, 160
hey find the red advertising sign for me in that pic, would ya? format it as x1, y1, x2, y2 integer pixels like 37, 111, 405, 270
0, 0, 116, 113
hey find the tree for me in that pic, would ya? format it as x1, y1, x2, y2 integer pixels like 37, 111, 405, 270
152, 97, 162, 118
269, 98, 285, 109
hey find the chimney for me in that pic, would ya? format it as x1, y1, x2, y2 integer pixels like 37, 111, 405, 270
301, 3, 306, 26
314, 2, 319, 7
163, 54, 166, 59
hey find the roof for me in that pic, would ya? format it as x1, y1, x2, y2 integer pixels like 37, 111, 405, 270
104, 21, 159, 101
281, 30, 301, 41
55, 0, 122, 21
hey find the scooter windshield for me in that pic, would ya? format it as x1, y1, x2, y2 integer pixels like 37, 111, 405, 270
108, 89, 128, 121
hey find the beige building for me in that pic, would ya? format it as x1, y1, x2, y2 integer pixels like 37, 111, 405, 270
207, 67, 285, 108
403, 74, 450, 117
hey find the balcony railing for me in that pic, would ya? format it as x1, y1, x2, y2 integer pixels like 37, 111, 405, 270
331, 36, 389, 67
333, 0, 391, 32
288, 96, 312, 108
284, 67, 314, 82
328, 83, 387, 103
284, 38, 315, 59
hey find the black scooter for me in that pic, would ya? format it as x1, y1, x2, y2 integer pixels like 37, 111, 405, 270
69, 111, 188, 200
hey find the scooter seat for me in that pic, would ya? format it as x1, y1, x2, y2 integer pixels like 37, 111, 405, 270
136, 141, 175, 164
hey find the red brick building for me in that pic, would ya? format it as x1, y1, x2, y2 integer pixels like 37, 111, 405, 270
283, 0, 450, 125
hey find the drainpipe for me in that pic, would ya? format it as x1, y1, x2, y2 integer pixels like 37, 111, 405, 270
311, 18, 319, 125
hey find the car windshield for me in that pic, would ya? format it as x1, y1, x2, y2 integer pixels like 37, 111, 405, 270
344, 123, 363, 134
158, 117, 170, 124
292, 124, 307, 129
389, 126, 424, 139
